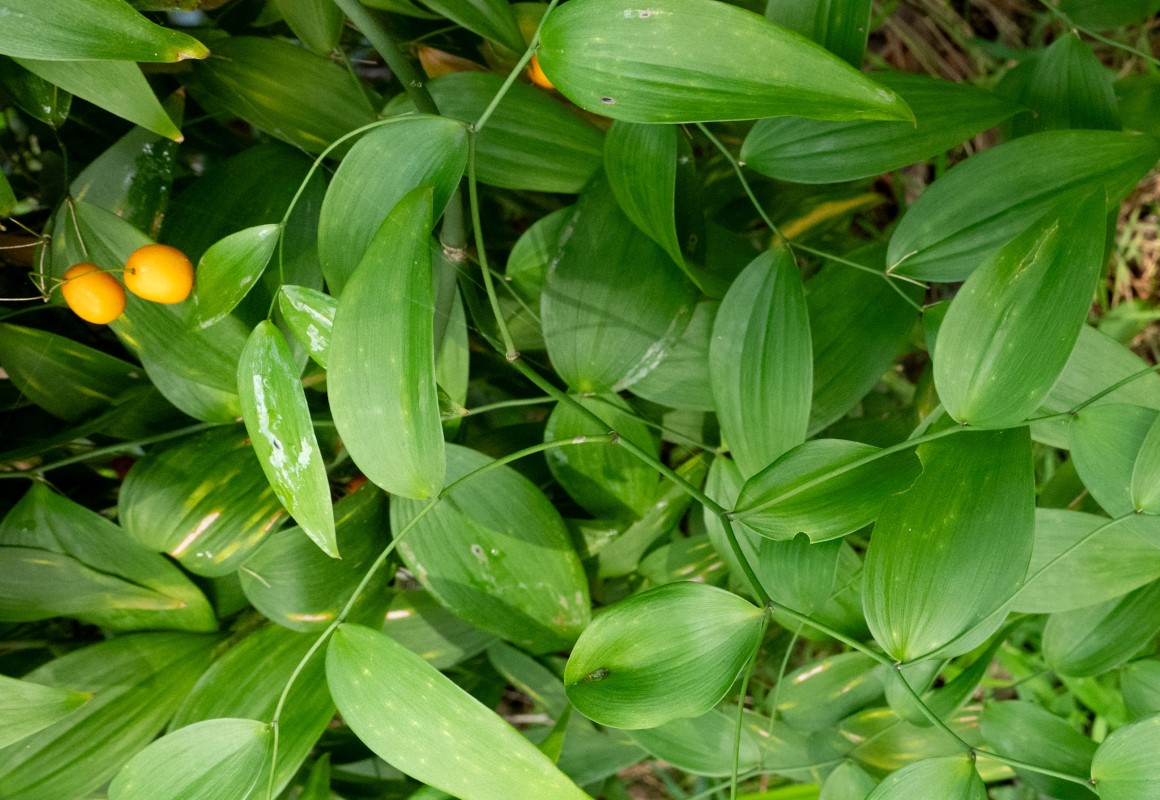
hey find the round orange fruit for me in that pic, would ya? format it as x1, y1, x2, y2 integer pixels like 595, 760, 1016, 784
124, 243, 195, 304
527, 54, 555, 90
60, 263, 126, 324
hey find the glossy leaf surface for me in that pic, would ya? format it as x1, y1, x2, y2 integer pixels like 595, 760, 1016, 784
278, 285, 336, 368
191, 224, 281, 329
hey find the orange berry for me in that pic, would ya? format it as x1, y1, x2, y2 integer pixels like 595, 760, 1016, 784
60, 263, 126, 325
527, 54, 555, 90
124, 243, 194, 304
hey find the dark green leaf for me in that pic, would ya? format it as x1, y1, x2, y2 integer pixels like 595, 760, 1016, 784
934, 192, 1106, 428
0, 0, 207, 61
191, 224, 281, 329
421, 0, 524, 51
317, 115, 467, 296
278, 285, 336, 368
564, 581, 764, 728
0, 169, 15, 214
488, 642, 569, 719
887, 131, 1160, 281
863, 428, 1034, 662
329, 186, 444, 499
866, 755, 985, 800
0, 59, 70, 127
1058, 0, 1160, 29
381, 589, 497, 670
391, 443, 590, 653
274, 0, 343, 54
0, 675, 90, 750
628, 298, 716, 411
710, 247, 811, 478
1011, 33, 1119, 136
1043, 580, 1160, 677
604, 122, 687, 271
238, 321, 336, 556
734, 439, 922, 542
764, 0, 872, 65
538, 0, 912, 123
327, 624, 590, 800
980, 702, 1097, 800
743, 72, 1020, 183
1090, 713, 1160, 798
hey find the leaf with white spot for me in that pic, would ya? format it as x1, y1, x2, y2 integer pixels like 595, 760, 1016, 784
191, 223, 282, 329
326, 623, 590, 800
278, 285, 336, 368
238, 321, 336, 557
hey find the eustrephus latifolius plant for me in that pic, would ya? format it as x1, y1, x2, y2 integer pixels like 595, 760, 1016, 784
0, 0, 1159, 798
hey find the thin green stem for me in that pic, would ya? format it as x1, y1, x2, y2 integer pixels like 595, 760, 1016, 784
473, 0, 562, 133
265, 434, 616, 799
770, 602, 892, 668
1038, 0, 1160, 67
457, 395, 556, 417
720, 516, 772, 606
731, 614, 770, 800
332, 0, 440, 114
467, 137, 517, 358
766, 627, 801, 732
890, 665, 975, 752
1069, 363, 1160, 415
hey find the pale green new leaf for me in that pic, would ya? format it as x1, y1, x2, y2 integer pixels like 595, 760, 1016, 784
109, 718, 271, 800
1091, 713, 1160, 799
0, 0, 208, 61
934, 191, 1106, 428
710, 248, 811, 478
192, 224, 281, 329
0, 674, 90, 750
863, 428, 1034, 662
734, 439, 922, 542
278, 285, 336, 368
538, 0, 912, 123
866, 755, 985, 800
563, 581, 764, 729
326, 624, 590, 800
329, 186, 445, 500
238, 321, 336, 556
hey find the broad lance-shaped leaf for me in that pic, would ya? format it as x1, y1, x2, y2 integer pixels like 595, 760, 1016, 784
0, 0, 208, 62
1091, 713, 1160, 799
109, 718, 271, 800
1010, 32, 1119, 136
710, 247, 811, 478
420, 0, 525, 52
1042, 580, 1160, 678
192, 224, 281, 329
733, 439, 922, 542
327, 624, 590, 800
279, 285, 336, 368
538, 0, 912, 124
238, 321, 336, 557
0, 674, 90, 750
318, 115, 468, 296
1130, 412, 1160, 514
765, 0, 872, 66
742, 72, 1021, 184
563, 581, 764, 729
934, 191, 1106, 429
329, 186, 445, 500
887, 130, 1160, 281
863, 428, 1034, 662
1070, 404, 1159, 517
866, 756, 985, 800
980, 702, 1097, 800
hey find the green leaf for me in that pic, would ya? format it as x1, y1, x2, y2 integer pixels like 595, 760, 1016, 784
773, 652, 886, 732
389, 73, 603, 195
542, 175, 697, 392
0, 0, 208, 61
821, 762, 879, 800
1043, 580, 1160, 677
863, 428, 1034, 662
980, 702, 1097, 800
628, 298, 717, 411
0, 59, 70, 127
240, 487, 390, 631
326, 624, 590, 800
274, 0, 343, 54
1059, 0, 1160, 26
743, 72, 1019, 184
1090, 713, 1160, 798
804, 248, 921, 433
544, 395, 659, 520
390, 444, 590, 653
187, 36, 377, 154
0, 483, 217, 632
1122, 662, 1160, 720
421, 0, 524, 52
119, 426, 287, 577
1130, 412, 1160, 513
1070, 404, 1158, 516
563, 581, 764, 729
538, 0, 913, 123
734, 439, 922, 542
16, 58, 182, 139
329, 186, 444, 499
934, 192, 1106, 428
0, 170, 15, 215
764, 0, 872, 66
0, 674, 90, 750
382, 589, 498, 670
710, 248, 811, 478
0, 633, 215, 800
317, 115, 468, 296
109, 718, 271, 800
1011, 33, 1119, 136
278, 285, 336, 368
0, 323, 142, 421
488, 642, 570, 719
627, 709, 762, 776
887, 131, 1160, 281
238, 321, 336, 556
865, 755, 985, 800
170, 624, 335, 796
1015, 509, 1160, 613
191, 224, 281, 329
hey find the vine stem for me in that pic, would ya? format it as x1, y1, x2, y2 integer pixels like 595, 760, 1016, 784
473, 0, 562, 134
731, 612, 770, 800
264, 434, 616, 800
